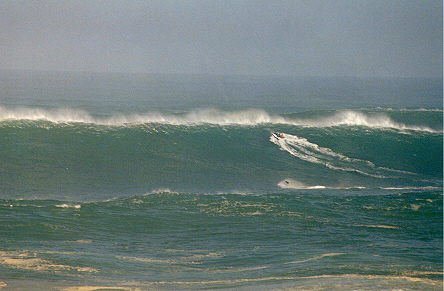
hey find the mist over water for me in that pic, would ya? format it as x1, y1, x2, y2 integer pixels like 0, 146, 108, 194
1, 72, 442, 111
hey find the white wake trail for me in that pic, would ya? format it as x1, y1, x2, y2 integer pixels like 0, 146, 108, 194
270, 133, 387, 178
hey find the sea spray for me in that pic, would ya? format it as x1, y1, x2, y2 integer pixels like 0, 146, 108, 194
0, 106, 441, 132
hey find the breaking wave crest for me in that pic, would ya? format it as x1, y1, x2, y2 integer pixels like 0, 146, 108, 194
0, 106, 439, 132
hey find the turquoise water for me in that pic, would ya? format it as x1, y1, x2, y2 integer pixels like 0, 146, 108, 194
0, 72, 442, 290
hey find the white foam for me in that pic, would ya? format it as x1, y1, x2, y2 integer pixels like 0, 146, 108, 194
55, 204, 81, 209
277, 179, 326, 189
0, 251, 97, 273
146, 188, 176, 195
325, 163, 387, 178
0, 106, 283, 126
0, 106, 439, 132
382, 186, 442, 191
307, 185, 327, 189
271, 133, 389, 178
299, 110, 439, 132
354, 224, 399, 229
0, 107, 96, 124
285, 253, 346, 264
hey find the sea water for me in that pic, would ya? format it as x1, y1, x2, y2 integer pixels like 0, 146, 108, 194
0, 71, 442, 290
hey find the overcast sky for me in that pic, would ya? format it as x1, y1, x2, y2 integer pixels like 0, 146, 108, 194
1, 0, 442, 77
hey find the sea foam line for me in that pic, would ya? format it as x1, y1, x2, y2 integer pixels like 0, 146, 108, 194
0, 251, 97, 273
121, 274, 443, 288
284, 253, 346, 264
0, 106, 439, 132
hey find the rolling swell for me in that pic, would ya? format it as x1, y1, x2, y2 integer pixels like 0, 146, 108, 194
1, 190, 442, 287
1, 107, 442, 200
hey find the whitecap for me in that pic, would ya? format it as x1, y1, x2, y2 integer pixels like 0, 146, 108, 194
0, 106, 439, 133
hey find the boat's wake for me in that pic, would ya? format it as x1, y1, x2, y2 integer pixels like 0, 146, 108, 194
270, 133, 413, 180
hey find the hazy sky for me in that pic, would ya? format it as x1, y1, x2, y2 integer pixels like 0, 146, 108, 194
1, 0, 442, 77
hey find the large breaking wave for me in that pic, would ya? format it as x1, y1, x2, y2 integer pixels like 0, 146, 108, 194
0, 106, 441, 132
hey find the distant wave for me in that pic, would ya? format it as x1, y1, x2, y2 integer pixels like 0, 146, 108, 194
299, 110, 438, 132
0, 106, 439, 132
394, 108, 443, 112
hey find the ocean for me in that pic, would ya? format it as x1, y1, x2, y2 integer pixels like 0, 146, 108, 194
0, 71, 442, 290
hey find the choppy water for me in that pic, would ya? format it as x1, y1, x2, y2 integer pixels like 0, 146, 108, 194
0, 72, 442, 290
